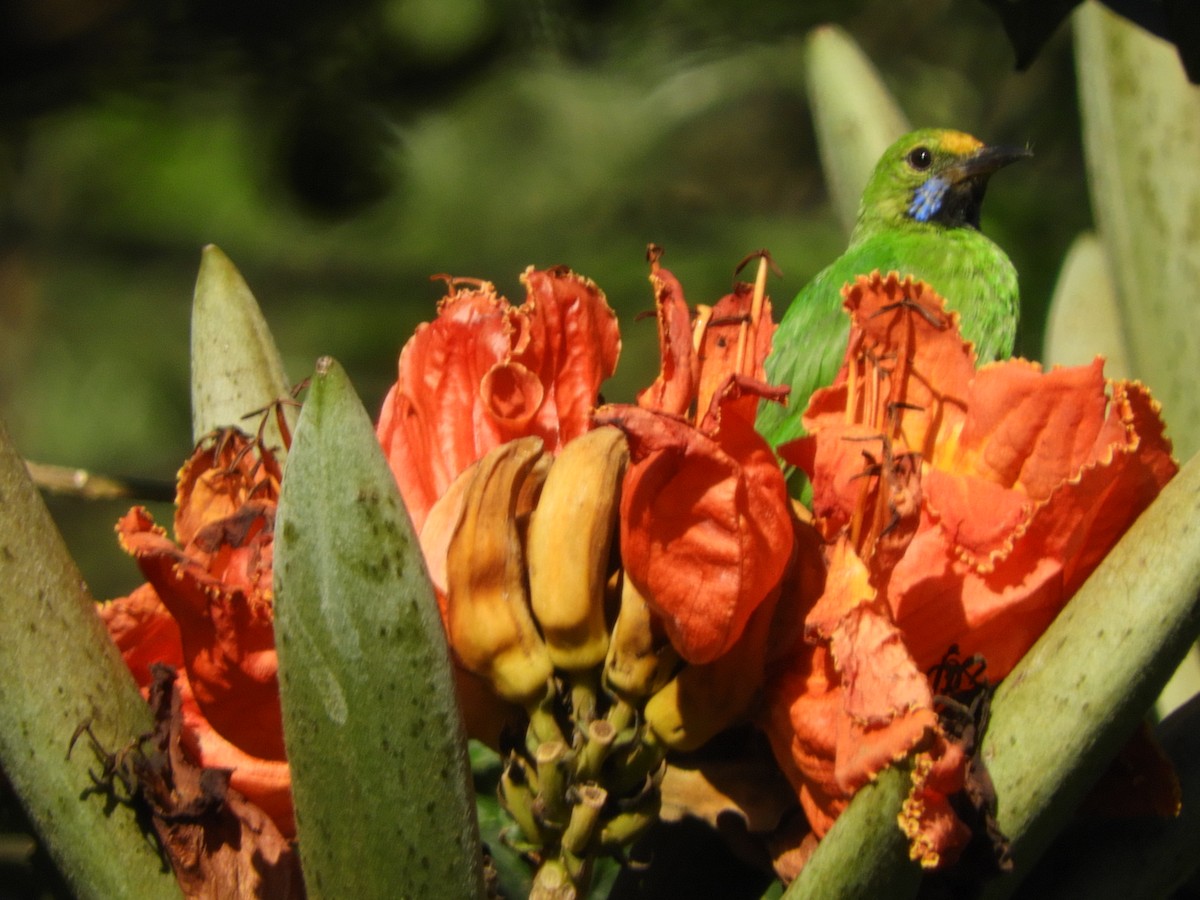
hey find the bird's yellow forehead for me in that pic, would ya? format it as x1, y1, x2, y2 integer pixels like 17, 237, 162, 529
938, 131, 984, 155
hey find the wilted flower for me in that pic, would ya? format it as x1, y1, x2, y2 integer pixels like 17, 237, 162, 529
763, 272, 1177, 868
98, 430, 293, 838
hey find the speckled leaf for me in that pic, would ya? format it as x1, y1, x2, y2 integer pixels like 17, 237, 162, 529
274, 357, 484, 899
190, 244, 293, 451
0, 418, 181, 900
805, 24, 910, 236
1075, 4, 1200, 457
978, 448, 1200, 897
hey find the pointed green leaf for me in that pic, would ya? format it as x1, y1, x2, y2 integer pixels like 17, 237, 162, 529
190, 244, 293, 450
274, 356, 484, 899
781, 763, 920, 900
805, 24, 910, 236
978, 449, 1200, 897
1075, 4, 1200, 458
0, 418, 180, 899
1042, 232, 1131, 379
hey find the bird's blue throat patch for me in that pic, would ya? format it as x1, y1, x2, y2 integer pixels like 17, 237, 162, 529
908, 176, 950, 223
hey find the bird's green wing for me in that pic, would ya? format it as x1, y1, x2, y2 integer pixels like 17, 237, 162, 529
757, 261, 850, 451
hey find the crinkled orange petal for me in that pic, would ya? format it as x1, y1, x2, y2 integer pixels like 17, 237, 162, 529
517, 267, 621, 441
637, 264, 699, 417
175, 431, 282, 547
886, 521, 1064, 677
764, 539, 954, 851
900, 743, 972, 869
1050, 380, 1176, 595
801, 274, 975, 459
597, 387, 792, 664
378, 268, 619, 532
118, 507, 284, 761
920, 468, 1032, 567
939, 359, 1109, 498
763, 643, 844, 837
888, 378, 1177, 679
921, 359, 1110, 567
809, 541, 937, 791
378, 288, 518, 532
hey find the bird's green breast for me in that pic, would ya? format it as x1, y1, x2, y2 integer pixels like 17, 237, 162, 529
838, 226, 1019, 360
758, 226, 1018, 449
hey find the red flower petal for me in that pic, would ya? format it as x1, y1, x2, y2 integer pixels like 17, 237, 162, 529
599, 382, 792, 664
695, 282, 777, 425
118, 506, 284, 762
98, 582, 184, 683
636, 264, 698, 417
518, 267, 621, 440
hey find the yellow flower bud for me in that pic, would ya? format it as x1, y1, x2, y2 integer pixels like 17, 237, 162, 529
527, 426, 629, 672
445, 437, 553, 706
604, 573, 676, 700
644, 590, 777, 752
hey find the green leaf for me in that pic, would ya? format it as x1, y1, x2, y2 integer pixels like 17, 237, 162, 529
190, 244, 293, 450
805, 24, 910, 236
1041, 232, 1131, 379
1074, 3, 1200, 458
1044, 235, 1200, 718
274, 356, 485, 899
0, 418, 181, 899
978, 448, 1200, 897
781, 763, 920, 900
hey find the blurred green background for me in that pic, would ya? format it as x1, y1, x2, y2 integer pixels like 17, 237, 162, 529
0, 0, 1088, 601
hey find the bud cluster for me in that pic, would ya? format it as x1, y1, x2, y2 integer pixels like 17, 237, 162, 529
440, 425, 758, 897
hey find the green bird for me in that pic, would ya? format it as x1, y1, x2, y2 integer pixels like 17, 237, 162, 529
757, 127, 1030, 450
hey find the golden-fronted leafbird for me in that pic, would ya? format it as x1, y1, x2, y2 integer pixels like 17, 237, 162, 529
757, 127, 1030, 449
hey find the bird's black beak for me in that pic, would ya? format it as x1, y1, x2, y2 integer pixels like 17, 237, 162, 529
948, 143, 1032, 183
931, 143, 1030, 230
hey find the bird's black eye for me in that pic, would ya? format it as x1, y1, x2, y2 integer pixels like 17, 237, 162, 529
907, 146, 933, 170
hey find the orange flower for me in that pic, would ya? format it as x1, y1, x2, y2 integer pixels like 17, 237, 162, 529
764, 272, 1176, 867
377, 266, 620, 534
375, 267, 620, 743
98, 430, 293, 838
596, 254, 793, 664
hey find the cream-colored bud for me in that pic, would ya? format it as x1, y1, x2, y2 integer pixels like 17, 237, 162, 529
604, 573, 677, 700
527, 426, 629, 672
445, 437, 553, 706
643, 591, 776, 752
